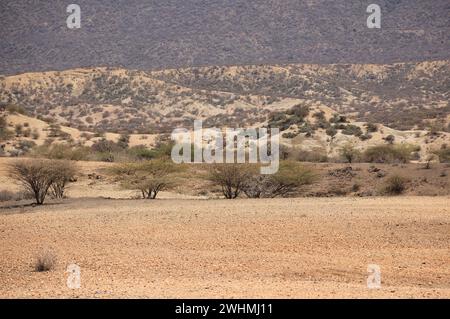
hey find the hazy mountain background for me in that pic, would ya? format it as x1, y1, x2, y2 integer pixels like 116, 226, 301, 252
1, 0, 449, 75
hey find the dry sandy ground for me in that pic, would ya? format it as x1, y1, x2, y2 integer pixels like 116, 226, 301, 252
0, 197, 449, 299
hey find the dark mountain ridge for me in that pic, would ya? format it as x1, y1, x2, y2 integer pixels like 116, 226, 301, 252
1, 0, 449, 75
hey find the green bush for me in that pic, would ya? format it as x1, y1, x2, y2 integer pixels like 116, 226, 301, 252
17, 140, 36, 153
341, 124, 363, 137
329, 114, 347, 124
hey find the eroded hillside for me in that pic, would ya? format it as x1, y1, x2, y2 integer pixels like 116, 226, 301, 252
1, 60, 449, 133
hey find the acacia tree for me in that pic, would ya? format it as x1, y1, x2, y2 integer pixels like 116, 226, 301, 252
9, 160, 57, 204
207, 164, 253, 199
115, 160, 181, 199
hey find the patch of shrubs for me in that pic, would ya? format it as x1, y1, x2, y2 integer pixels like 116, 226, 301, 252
359, 133, 372, 141
16, 140, 36, 154
0, 116, 13, 141
325, 126, 337, 137
329, 114, 348, 124
382, 175, 408, 195
363, 144, 416, 164
339, 144, 361, 163
365, 123, 378, 133
282, 132, 299, 139
32, 144, 90, 161
207, 162, 317, 199
5, 104, 28, 115
341, 124, 363, 137
268, 104, 310, 130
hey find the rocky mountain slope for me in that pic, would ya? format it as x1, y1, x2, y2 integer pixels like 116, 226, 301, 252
1, 0, 449, 75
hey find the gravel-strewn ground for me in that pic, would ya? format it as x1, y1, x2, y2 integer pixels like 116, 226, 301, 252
0, 197, 449, 298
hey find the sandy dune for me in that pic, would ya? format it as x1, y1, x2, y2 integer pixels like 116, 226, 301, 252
0, 197, 449, 298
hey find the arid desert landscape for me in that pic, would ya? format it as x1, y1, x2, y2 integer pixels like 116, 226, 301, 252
1, 196, 449, 298
0, 157, 449, 298
1, 0, 450, 300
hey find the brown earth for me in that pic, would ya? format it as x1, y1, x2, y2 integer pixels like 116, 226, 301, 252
0, 197, 449, 299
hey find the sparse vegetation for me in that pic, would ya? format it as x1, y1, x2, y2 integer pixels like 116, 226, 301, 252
365, 123, 378, 133
292, 149, 329, 163
114, 160, 181, 199
382, 175, 408, 195
364, 145, 415, 164
433, 148, 450, 163
5, 104, 28, 115
341, 124, 363, 137
242, 162, 317, 198
34, 250, 56, 272
325, 126, 337, 137
384, 135, 395, 144
0, 189, 34, 202
8, 160, 76, 205
32, 144, 90, 161
339, 144, 361, 164
49, 161, 78, 199
0, 116, 13, 141
0, 190, 16, 202
207, 164, 253, 199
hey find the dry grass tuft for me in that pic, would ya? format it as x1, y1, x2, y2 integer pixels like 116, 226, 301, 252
34, 250, 57, 272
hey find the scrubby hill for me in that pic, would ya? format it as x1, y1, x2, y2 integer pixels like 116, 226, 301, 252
1, 104, 449, 163
153, 60, 450, 131
0, 112, 158, 157
1, 60, 449, 133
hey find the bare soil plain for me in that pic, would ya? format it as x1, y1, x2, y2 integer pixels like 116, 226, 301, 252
1, 196, 449, 299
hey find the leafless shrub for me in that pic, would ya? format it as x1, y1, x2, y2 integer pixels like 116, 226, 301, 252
49, 161, 78, 199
